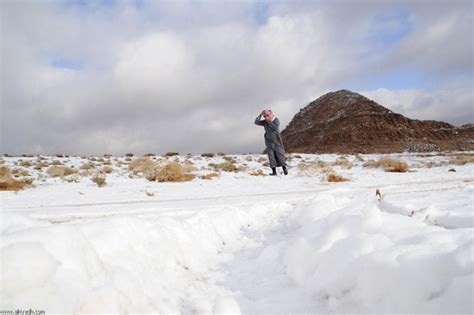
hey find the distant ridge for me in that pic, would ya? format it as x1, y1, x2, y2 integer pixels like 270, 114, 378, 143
281, 90, 474, 153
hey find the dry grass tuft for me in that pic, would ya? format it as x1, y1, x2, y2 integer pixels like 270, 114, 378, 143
327, 173, 350, 182
257, 156, 267, 163
333, 157, 353, 169
91, 173, 107, 187
298, 160, 330, 174
209, 161, 240, 172
363, 157, 409, 172
129, 157, 157, 176
80, 162, 96, 170
201, 152, 215, 158
244, 155, 253, 162
0, 166, 31, 191
249, 169, 266, 176
450, 154, 474, 165
164, 152, 179, 157
222, 156, 237, 163
51, 159, 62, 166
146, 162, 195, 182
101, 166, 114, 174
200, 172, 220, 180
47, 166, 78, 177
19, 160, 32, 167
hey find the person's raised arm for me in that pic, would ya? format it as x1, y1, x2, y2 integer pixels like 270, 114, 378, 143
254, 110, 266, 126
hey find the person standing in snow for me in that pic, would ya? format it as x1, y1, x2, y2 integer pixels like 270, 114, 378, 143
254, 109, 288, 176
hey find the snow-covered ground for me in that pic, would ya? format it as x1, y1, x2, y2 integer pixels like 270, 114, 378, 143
1, 153, 473, 314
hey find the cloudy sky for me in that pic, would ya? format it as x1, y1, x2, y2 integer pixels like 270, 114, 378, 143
1, 0, 473, 155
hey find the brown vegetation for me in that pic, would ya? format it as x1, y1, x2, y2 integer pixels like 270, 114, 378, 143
249, 169, 266, 176
91, 173, 107, 187
129, 157, 156, 176
0, 166, 31, 191
201, 152, 215, 158
146, 162, 195, 182
450, 154, 474, 165
47, 166, 78, 177
164, 152, 179, 157
327, 173, 349, 182
363, 157, 409, 172
200, 172, 220, 180
209, 161, 240, 172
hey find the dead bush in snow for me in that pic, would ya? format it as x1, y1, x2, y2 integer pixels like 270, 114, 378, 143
129, 157, 157, 176
327, 173, 349, 182
47, 166, 78, 177
164, 152, 179, 157
450, 154, 474, 165
146, 162, 195, 182
333, 157, 353, 169
298, 160, 330, 174
51, 159, 62, 166
19, 160, 32, 167
91, 173, 107, 187
101, 166, 114, 174
80, 162, 96, 170
363, 157, 409, 172
200, 172, 220, 180
244, 155, 253, 162
209, 161, 240, 173
201, 152, 215, 158
0, 166, 31, 191
249, 169, 266, 176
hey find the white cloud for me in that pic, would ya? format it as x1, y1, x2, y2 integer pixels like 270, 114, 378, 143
360, 88, 474, 126
1, 0, 472, 155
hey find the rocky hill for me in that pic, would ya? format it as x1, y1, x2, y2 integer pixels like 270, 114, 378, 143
281, 90, 474, 153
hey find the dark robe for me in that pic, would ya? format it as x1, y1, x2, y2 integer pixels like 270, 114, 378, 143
254, 115, 287, 168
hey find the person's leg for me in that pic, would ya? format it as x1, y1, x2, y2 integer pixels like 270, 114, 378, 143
267, 149, 277, 175
274, 148, 288, 175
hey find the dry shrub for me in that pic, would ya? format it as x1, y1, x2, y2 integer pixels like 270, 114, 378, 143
333, 157, 353, 169
125, 153, 134, 157
450, 154, 474, 165
257, 156, 267, 163
182, 164, 198, 173
423, 161, 448, 168
20, 161, 32, 167
298, 160, 329, 174
209, 161, 240, 172
34, 161, 49, 170
63, 175, 80, 183
262, 161, 270, 167
12, 168, 31, 177
217, 152, 226, 156
200, 172, 220, 180
327, 173, 349, 182
355, 154, 364, 162
47, 166, 78, 177
249, 169, 266, 176
103, 159, 112, 165
222, 156, 237, 163
364, 157, 408, 172
146, 162, 195, 182
89, 157, 98, 161
51, 159, 62, 166
201, 152, 215, 158
101, 166, 114, 174
97, 158, 105, 163
164, 152, 179, 157
125, 157, 132, 162
244, 155, 253, 162
0, 166, 31, 191
81, 162, 96, 170
91, 173, 106, 187
128, 157, 157, 175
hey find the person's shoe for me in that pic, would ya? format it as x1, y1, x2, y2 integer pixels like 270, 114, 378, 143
270, 167, 277, 176
283, 165, 288, 175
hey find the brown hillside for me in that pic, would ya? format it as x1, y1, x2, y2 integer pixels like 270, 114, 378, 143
281, 90, 474, 153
